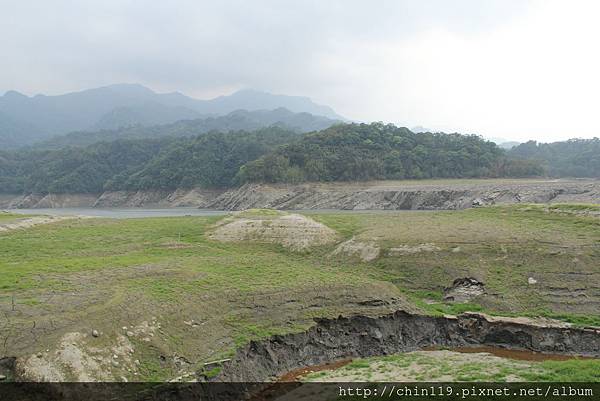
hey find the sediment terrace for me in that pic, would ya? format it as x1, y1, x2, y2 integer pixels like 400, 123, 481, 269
212, 311, 600, 382
2, 179, 599, 210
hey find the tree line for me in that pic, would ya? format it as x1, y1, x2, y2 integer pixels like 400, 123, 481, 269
508, 138, 600, 177
236, 123, 543, 183
0, 123, 561, 195
0, 127, 296, 194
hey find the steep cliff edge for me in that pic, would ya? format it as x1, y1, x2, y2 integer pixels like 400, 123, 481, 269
212, 311, 600, 382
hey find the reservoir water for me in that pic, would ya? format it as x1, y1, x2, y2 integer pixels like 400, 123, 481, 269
8, 207, 229, 219
6, 208, 422, 219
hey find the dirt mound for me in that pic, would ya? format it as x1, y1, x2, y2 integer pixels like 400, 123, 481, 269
0, 215, 72, 233
443, 278, 485, 303
210, 211, 339, 251
331, 238, 380, 262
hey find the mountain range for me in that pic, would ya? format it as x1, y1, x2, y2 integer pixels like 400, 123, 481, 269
0, 84, 344, 148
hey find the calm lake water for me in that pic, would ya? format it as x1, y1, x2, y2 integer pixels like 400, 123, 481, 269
9, 208, 229, 219
7, 208, 424, 219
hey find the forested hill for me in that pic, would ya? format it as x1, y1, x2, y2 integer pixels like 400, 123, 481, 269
508, 138, 600, 177
0, 123, 544, 195
33, 108, 340, 150
236, 123, 543, 183
0, 128, 297, 194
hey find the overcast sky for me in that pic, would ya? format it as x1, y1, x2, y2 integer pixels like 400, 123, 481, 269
2, 0, 599, 141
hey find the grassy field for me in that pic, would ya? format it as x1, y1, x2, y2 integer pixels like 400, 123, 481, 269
0, 212, 27, 222
308, 204, 600, 323
0, 204, 598, 381
303, 350, 600, 382
0, 214, 409, 380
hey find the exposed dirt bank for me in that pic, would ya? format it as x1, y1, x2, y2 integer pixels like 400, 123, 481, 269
0, 189, 224, 209
208, 180, 600, 211
2, 179, 598, 210
211, 311, 600, 382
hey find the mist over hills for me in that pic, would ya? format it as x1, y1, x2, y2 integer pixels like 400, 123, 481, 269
0, 84, 344, 148
36, 108, 341, 150
2, 83, 598, 192
509, 138, 600, 177
0, 110, 39, 148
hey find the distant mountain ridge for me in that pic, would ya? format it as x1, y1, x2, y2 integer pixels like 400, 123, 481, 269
36, 107, 341, 149
0, 84, 344, 148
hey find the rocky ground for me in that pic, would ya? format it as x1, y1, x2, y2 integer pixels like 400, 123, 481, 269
2, 178, 599, 210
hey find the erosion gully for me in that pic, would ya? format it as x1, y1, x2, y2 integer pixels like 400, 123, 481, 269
1, 311, 598, 401
211, 311, 599, 382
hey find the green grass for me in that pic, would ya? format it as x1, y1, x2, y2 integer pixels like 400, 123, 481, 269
520, 359, 600, 382
305, 351, 600, 382
0, 212, 23, 220
203, 366, 222, 378
0, 212, 34, 223
547, 203, 600, 212
236, 208, 285, 218
406, 293, 600, 328
306, 213, 364, 239
338, 205, 600, 324
2, 205, 599, 381
0, 215, 360, 294
346, 360, 371, 369
0, 212, 399, 380
538, 313, 600, 327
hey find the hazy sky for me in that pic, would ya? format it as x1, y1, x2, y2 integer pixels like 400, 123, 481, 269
2, 0, 599, 141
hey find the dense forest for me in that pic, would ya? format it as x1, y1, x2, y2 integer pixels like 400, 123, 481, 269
0, 138, 169, 194
0, 123, 547, 194
108, 128, 298, 190
508, 138, 600, 177
0, 128, 297, 194
237, 123, 542, 183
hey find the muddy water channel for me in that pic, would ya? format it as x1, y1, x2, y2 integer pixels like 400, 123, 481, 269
9, 207, 228, 218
